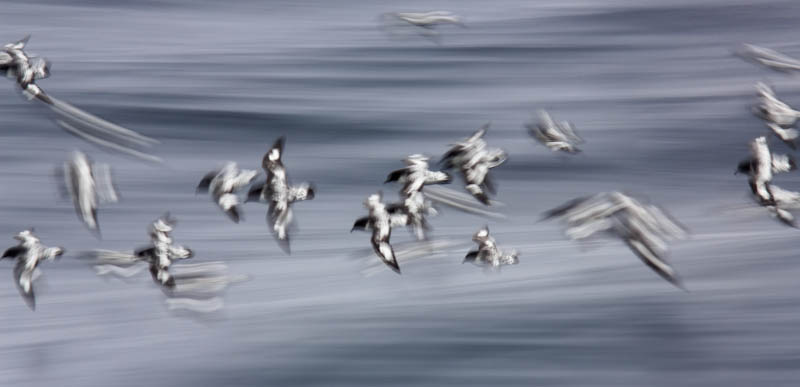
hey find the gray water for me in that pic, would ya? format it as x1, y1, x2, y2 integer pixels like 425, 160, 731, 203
2, 1, 800, 386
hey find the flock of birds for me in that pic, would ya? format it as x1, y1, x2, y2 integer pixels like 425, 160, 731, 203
2, 17, 800, 311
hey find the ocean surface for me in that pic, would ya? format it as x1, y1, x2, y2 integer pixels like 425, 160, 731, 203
2, 1, 800, 385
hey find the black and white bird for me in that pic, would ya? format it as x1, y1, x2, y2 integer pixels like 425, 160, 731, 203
351, 192, 410, 274
526, 110, 584, 154
753, 82, 800, 131
197, 161, 258, 223
736, 136, 799, 226
246, 137, 315, 253
385, 154, 451, 197
1, 229, 63, 309
736, 136, 796, 204
0, 35, 161, 163
440, 123, 507, 205
543, 191, 687, 289
463, 226, 519, 271
55, 150, 119, 236
0, 35, 51, 104
736, 43, 800, 73
134, 214, 193, 288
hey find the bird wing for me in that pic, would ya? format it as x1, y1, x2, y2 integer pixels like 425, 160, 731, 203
13, 259, 36, 310
384, 168, 408, 184
625, 238, 684, 290
371, 237, 400, 274
196, 170, 218, 194
2, 245, 26, 259
351, 216, 372, 232
246, 181, 267, 203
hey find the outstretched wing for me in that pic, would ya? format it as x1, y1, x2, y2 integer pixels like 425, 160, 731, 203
351, 216, 372, 232
13, 259, 36, 310
246, 181, 267, 203
540, 195, 592, 221
625, 238, 685, 291
196, 170, 217, 194
385, 168, 408, 184
371, 238, 400, 274
3, 246, 26, 259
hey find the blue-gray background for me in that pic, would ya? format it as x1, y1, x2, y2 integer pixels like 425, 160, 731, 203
2, 1, 800, 386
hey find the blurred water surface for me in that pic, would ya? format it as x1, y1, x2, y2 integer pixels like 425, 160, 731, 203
2, 1, 800, 386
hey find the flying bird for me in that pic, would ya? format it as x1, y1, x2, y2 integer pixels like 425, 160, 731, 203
380, 11, 465, 42
385, 154, 451, 197
543, 191, 688, 289
526, 110, 584, 154
736, 43, 800, 73
134, 213, 193, 288
351, 192, 410, 274
55, 150, 119, 236
463, 226, 519, 271
736, 137, 799, 226
197, 161, 258, 223
0, 35, 161, 163
246, 137, 315, 253
440, 123, 507, 205
1, 229, 63, 309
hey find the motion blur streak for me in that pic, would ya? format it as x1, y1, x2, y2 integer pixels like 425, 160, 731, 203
2, 1, 800, 386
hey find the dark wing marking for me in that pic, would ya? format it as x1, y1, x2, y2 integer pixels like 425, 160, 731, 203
625, 238, 686, 291
2, 246, 25, 259
384, 168, 407, 184
483, 174, 496, 195
540, 196, 591, 222
246, 182, 266, 203
225, 206, 241, 224
371, 236, 401, 274
196, 171, 217, 194
351, 216, 371, 232
463, 250, 478, 263
134, 246, 155, 258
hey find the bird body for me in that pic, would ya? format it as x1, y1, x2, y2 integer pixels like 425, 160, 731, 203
197, 161, 257, 223
247, 137, 315, 253
544, 192, 687, 289
463, 226, 518, 270
1, 229, 63, 309
440, 124, 507, 205
527, 110, 584, 153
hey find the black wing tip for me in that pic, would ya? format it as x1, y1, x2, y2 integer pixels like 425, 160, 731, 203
226, 207, 241, 223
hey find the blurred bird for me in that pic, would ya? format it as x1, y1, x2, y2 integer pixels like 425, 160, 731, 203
737, 137, 799, 227
0, 34, 51, 103
440, 123, 507, 205
380, 11, 465, 42
385, 191, 437, 241
736, 136, 796, 204
55, 150, 119, 236
197, 161, 258, 223
1, 229, 63, 309
463, 226, 519, 271
753, 82, 800, 128
351, 192, 410, 274
543, 192, 687, 289
387, 11, 464, 27
385, 154, 451, 197
736, 43, 800, 73
246, 137, 315, 253
0, 35, 161, 163
526, 110, 584, 154
134, 213, 193, 288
